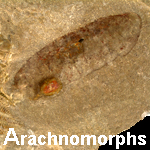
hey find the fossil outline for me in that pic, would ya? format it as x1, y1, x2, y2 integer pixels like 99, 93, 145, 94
12, 13, 142, 100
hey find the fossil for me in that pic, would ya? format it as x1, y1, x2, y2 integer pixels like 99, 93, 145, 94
12, 13, 141, 100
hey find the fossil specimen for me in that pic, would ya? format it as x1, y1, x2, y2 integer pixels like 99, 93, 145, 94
12, 13, 141, 100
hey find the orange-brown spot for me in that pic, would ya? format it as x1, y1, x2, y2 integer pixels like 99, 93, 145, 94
41, 78, 62, 96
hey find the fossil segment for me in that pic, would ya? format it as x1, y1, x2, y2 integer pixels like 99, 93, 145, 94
0, 34, 11, 84
0, 92, 21, 135
13, 13, 141, 100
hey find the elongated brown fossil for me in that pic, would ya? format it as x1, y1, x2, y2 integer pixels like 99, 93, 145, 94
13, 13, 142, 100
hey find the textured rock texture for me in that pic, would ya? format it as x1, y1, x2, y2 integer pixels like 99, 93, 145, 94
1, 0, 150, 149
